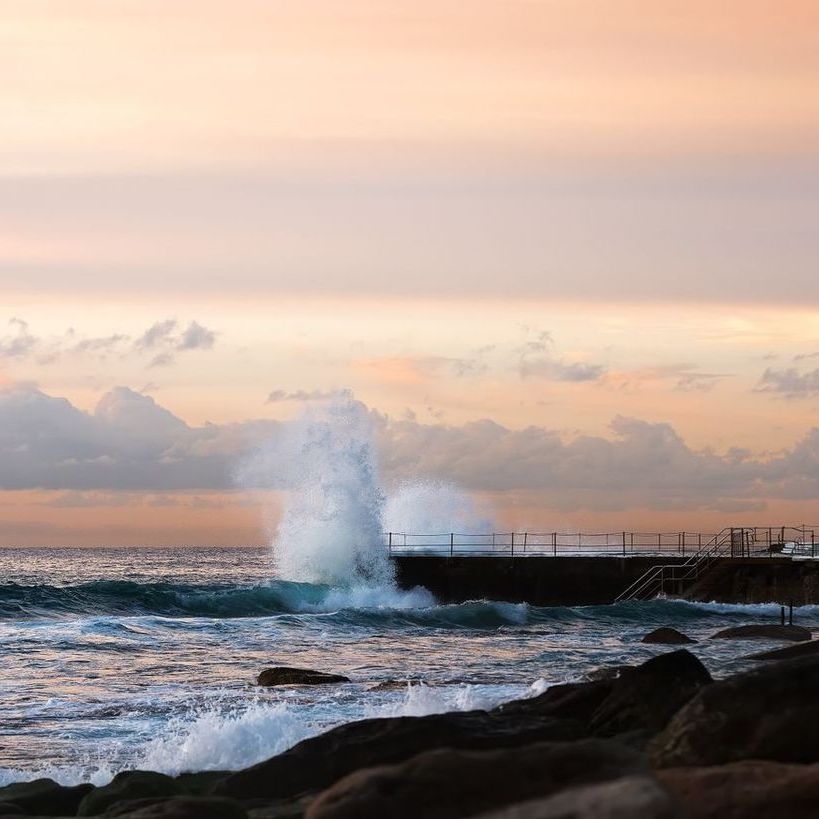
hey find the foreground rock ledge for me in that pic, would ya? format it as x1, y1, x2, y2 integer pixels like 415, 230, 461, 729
256, 667, 351, 687
709, 624, 811, 642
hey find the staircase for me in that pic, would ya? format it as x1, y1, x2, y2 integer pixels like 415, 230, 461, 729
614, 527, 755, 602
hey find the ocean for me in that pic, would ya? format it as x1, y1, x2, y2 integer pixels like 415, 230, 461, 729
0, 546, 814, 787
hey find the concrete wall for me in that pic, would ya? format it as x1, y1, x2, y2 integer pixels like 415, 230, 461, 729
393, 555, 819, 606
392, 555, 688, 606
687, 558, 819, 605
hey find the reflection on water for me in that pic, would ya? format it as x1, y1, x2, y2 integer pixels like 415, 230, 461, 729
0, 547, 815, 785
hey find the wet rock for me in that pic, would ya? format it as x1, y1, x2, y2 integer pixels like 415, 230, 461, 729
746, 639, 819, 662
0, 778, 93, 815
710, 624, 811, 642
473, 776, 682, 819
305, 739, 645, 819
78, 771, 181, 816
586, 666, 627, 682
256, 668, 351, 687
367, 679, 424, 692
659, 760, 819, 819
214, 710, 585, 800
651, 654, 819, 767
589, 650, 712, 740
497, 679, 614, 724
174, 771, 230, 795
108, 796, 247, 817
641, 628, 695, 645
0, 803, 23, 816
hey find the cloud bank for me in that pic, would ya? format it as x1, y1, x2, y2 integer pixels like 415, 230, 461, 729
1, 384, 818, 514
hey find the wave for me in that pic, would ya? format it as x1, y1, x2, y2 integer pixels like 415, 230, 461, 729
2, 580, 816, 626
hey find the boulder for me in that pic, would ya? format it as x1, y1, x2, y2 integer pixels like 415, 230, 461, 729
0, 778, 93, 815
589, 650, 712, 740
659, 760, 819, 819
651, 653, 819, 767
257, 668, 350, 687
497, 679, 613, 724
214, 710, 585, 800
710, 624, 811, 642
106, 796, 247, 817
472, 776, 682, 819
305, 739, 645, 819
746, 639, 819, 662
368, 680, 424, 691
641, 628, 695, 645
78, 771, 181, 816
0, 803, 23, 816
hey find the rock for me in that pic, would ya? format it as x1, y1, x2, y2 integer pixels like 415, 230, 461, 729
651, 653, 819, 767
367, 679, 424, 691
589, 650, 712, 740
78, 771, 181, 816
497, 679, 614, 724
0, 803, 23, 816
659, 760, 819, 819
257, 668, 351, 687
174, 771, 230, 795
710, 624, 811, 642
641, 628, 695, 645
472, 776, 682, 819
0, 778, 93, 815
108, 796, 248, 817
214, 709, 585, 800
746, 639, 819, 662
305, 739, 646, 819
586, 666, 627, 682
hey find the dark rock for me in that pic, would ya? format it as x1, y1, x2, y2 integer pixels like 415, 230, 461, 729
641, 628, 695, 645
78, 771, 181, 816
367, 680, 424, 692
214, 710, 585, 800
586, 666, 627, 682
108, 796, 247, 817
304, 739, 646, 819
497, 679, 614, 724
174, 771, 230, 796
472, 776, 683, 819
244, 794, 314, 818
0, 778, 93, 815
590, 650, 712, 739
746, 639, 819, 662
651, 653, 819, 767
257, 668, 350, 687
710, 624, 811, 642
659, 760, 819, 819
0, 803, 23, 816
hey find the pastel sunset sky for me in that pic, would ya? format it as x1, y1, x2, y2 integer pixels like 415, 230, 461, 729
2, 0, 818, 544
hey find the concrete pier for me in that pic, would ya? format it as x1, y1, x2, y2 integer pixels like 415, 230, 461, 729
392, 555, 819, 606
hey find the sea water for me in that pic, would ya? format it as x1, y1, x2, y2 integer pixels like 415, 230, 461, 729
1, 545, 816, 787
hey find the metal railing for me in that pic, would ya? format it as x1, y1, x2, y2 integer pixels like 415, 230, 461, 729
385, 525, 817, 559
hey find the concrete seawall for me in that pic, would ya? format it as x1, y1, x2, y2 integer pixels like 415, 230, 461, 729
392, 555, 689, 606
392, 555, 819, 606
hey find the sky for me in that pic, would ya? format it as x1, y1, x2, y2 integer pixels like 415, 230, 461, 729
1, 0, 819, 544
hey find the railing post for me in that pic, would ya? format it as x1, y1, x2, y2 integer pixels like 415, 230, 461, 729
622, 531, 626, 556
388, 532, 392, 554
450, 532, 454, 558
523, 532, 527, 553
553, 532, 557, 556
658, 532, 662, 552
511, 531, 515, 558
682, 531, 686, 556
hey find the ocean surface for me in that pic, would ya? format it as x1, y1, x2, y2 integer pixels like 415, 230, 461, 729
0, 546, 815, 787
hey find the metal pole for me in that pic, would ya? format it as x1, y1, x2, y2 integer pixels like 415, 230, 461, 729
523, 532, 528, 553
388, 532, 392, 554
553, 532, 557, 556
450, 532, 454, 558
682, 531, 686, 556
511, 532, 515, 558
622, 531, 626, 556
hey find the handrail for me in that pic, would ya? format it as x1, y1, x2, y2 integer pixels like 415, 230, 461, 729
614, 527, 753, 602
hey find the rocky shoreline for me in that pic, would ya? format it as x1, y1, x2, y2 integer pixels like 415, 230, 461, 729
3, 625, 819, 818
